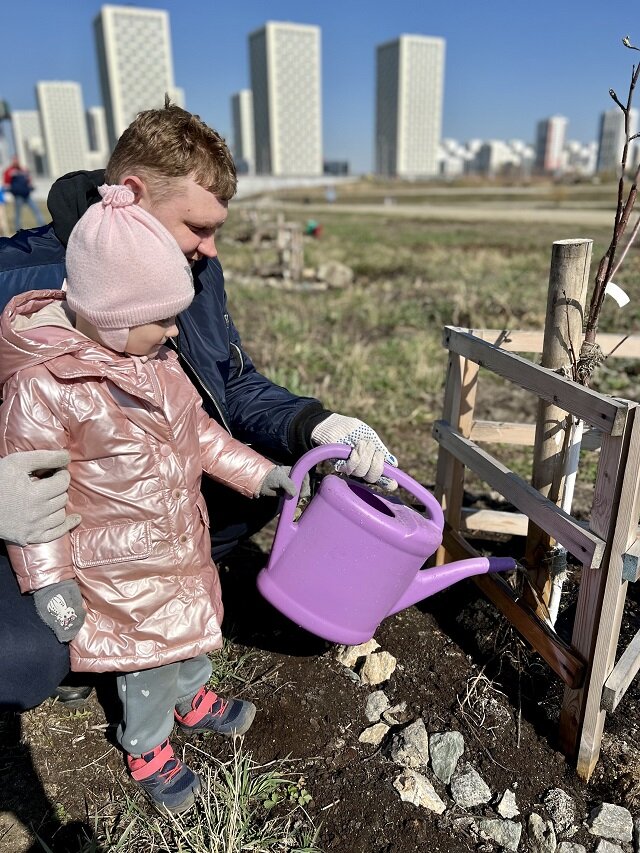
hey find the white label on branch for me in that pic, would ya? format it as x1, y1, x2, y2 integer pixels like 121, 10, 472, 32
605, 281, 630, 307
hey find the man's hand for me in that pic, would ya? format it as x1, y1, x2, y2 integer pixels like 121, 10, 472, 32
310, 414, 398, 490
0, 450, 81, 545
32, 580, 86, 643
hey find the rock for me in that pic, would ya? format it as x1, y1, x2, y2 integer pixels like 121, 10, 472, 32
556, 844, 586, 853
359, 722, 389, 745
543, 788, 577, 837
336, 640, 380, 668
364, 690, 390, 722
634, 816, 640, 853
429, 731, 465, 785
594, 841, 625, 853
587, 803, 633, 843
477, 817, 522, 851
382, 701, 408, 726
528, 812, 556, 853
450, 765, 492, 808
393, 769, 446, 814
316, 260, 354, 289
497, 788, 520, 819
389, 720, 429, 768
360, 651, 397, 685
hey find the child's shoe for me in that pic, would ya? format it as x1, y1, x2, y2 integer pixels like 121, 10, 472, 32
127, 738, 200, 814
175, 686, 256, 736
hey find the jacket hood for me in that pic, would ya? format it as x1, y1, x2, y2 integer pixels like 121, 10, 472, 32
47, 169, 106, 246
0, 290, 117, 392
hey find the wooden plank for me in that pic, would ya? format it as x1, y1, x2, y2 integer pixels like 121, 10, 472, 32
574, 403, 640, 779
559, 403, 640, 779
470, 420, 601, 450
601, 628, 640, 712
461, 508, 528, 536
474, 329, 640, 360
434, 352, 479, 565
443, 526, 585, 688
444, 327, 629, 436
475, 329, 640, 360
433, 420, 605, 568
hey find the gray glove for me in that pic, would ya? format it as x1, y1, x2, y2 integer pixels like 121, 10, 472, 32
259, 465, 303, 498
32, 579, 86, 643
0, 450, 82, 545
310, 414, 399, 491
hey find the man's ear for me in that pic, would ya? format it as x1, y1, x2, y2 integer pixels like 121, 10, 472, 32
120, 175, 148, 205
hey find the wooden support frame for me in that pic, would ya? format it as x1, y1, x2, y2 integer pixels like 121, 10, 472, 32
434, 324, 640, 780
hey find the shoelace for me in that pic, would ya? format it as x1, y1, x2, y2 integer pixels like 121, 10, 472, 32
158, 759, 182, 783
211, 698, 228, 718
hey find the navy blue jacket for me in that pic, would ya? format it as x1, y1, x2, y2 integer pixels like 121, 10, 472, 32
0, 171, 329, 461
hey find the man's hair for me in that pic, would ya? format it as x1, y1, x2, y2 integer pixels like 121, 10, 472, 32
105, 96, 237, 201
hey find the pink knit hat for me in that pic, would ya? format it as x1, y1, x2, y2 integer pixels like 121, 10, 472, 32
65, 184, 194, 352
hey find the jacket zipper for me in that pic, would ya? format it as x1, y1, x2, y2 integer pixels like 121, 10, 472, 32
167, 337, 232, 434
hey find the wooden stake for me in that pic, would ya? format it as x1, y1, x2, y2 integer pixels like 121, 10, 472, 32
524, 239, 592, 610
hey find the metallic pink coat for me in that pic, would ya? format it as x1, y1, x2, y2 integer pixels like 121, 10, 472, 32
0, 290, 275, 673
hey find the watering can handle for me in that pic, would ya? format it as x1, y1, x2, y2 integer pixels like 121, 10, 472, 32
280, 443, 445, 530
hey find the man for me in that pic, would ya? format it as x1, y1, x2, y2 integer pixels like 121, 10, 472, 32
0, 99, 397, 711
3, 156, 45, 231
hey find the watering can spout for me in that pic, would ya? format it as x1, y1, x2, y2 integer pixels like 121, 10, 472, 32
385, 556, 516, 617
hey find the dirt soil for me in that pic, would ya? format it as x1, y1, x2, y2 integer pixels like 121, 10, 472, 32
1, 523, 640, 853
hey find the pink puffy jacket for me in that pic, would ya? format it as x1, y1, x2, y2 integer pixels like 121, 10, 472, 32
0, 290, 275, 673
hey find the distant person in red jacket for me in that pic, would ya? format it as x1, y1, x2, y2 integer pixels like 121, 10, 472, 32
3, 157, 45, 231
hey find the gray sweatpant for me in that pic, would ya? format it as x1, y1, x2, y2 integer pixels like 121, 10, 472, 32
116, 654, 212, 755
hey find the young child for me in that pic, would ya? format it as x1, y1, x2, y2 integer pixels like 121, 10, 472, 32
0, 185, 298, 814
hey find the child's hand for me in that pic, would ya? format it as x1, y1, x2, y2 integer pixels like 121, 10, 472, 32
32, 580, 86, 643
258, 466, 298, 498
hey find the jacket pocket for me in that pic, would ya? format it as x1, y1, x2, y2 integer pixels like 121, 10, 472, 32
72, 520, 152, 568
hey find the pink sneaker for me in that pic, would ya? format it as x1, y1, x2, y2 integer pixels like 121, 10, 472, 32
127, 738, 200, 813
175, 686, 256, 736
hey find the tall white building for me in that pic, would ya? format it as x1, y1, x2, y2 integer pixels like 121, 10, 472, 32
86, 105, 110, 170
597, 108, 638, 174
249, 21, 322, 176
534, 115, 568, 174
36, 82, 90, 179
10, 110, 46, 175
231, 89, 255, 174
375, 34, 445, 178
94, 4, 176, 148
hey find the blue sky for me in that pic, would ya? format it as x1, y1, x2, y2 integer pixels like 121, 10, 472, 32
1, 0, 639, 172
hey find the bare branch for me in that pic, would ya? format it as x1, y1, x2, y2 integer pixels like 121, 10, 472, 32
609, 88, 626, 110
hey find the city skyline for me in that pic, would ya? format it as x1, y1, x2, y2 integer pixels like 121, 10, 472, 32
1, 0, 639, 173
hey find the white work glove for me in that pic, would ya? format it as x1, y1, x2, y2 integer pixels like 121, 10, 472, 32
311, 414, 398, 491
32, 579, 86, 643
0, 450, 81, 545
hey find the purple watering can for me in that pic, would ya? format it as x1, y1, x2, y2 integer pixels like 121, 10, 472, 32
257, 444, 515, 645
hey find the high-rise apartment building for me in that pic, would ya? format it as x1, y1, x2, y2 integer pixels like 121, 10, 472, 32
10, 110, 46, 175
597, 107, 638, 174
86, 105, 110, 170
375, 34, 445, 178
94, 4, 176, 148
534, 115, 568, 174
231, 89, 255, 174
249, 21, 322, 176
36, 82, 90, 179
